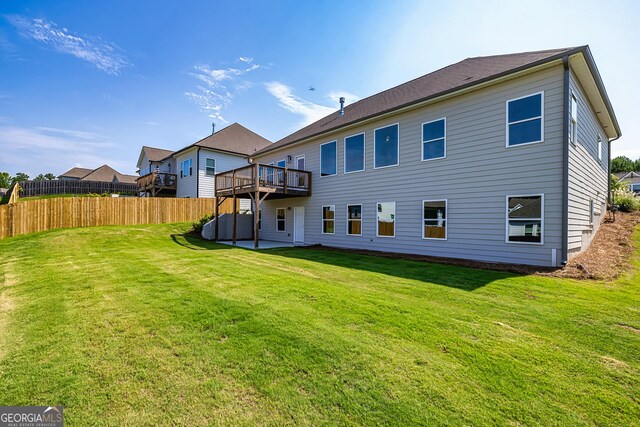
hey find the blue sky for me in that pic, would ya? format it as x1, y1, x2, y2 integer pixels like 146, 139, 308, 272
0, 0, 639, 176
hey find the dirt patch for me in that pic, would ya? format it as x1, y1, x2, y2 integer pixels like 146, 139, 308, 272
545, 212, 640, 280
618, 323, 640, 334
301, 212, 640, 281
0, 264, 18, 360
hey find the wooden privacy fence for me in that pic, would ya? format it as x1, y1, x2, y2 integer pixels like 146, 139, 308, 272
0, 197, 235, 240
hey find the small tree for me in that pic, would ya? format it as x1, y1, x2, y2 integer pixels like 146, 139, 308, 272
610, 174, 624, 192
0, 172, 12, 188
44, 173, 56, 180
635, 158, 640, 172
34, 174, 46, 181
12, 172, 29, 184
611, 156, 635, 173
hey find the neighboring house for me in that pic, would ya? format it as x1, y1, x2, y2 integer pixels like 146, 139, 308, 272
0, 188, 7, 197
216, 45, 620, 267
614, 171, 640, 193
59, 165, 138, 183
136, 123, 271, 200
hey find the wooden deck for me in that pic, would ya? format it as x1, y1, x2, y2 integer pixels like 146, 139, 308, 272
215, 163, 311, 199
136, 172, 177, 197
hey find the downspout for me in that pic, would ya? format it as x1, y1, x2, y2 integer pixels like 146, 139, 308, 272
561, 55, 570, 265
196, 147, 201, 198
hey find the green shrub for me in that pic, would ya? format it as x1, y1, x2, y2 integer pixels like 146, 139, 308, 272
613, 189, 640, 212
192, 214, 214, 234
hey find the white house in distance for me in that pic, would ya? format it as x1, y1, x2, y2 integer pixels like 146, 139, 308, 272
136, 123, 271, 200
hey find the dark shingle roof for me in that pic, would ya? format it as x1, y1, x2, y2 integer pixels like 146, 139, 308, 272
58, 167, 93, 179
255, 47, 582, 156
169, 123, 272, 159
79, 165, 138, 183
142, 146, 174, 162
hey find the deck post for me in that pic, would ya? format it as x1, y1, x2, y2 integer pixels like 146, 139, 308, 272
232, 170, 237, 245
214, 197, 219, 241
254, 191, 259, 249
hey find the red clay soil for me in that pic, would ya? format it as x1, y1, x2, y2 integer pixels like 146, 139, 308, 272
304, 212, 640, 281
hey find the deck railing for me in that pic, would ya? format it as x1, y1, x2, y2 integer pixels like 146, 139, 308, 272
215, 163, 311, 197
136, 172, 177, 192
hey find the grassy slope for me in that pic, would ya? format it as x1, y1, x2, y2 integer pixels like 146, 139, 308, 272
0, 224, 638, 426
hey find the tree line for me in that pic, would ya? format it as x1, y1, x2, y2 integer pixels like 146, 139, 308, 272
611, 156, 640, 173
0, 172, 56, 188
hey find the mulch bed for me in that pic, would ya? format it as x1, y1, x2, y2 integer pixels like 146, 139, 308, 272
303, 212, 640, 281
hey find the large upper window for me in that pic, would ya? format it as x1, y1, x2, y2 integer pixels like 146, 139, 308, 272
347, 204, 362, 236
507, 195, 543, 244
422, 119, 446, 161
374, 124, 399, 168
205, 158, 216, 176
507, 92, 543, 147
377, 202, 395, 237
180, 159, 192, 178
423, 200, 447, 239
344, 133, 365, 173
570, 93, 578, 145
320, 141, 337, 176
322, 205, 335, 234
276, 208, 286, 232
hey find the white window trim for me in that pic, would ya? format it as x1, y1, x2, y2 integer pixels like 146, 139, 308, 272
205, 158, 216, 176
597, 135, 602, 161
294, 154, 305, 170
421, 118, 447, 162
346, 204, 363, 236
320, 140, 338, 177
376, 201, 396, 238
505, 91, 545, 148
422, 199, 448, 240
373, 123, 400, 169
505, 194, 544, 245
322, 205, 335, 235
344, 132, 366, 174
276, 207, 286, 232
570, 92, 578, 146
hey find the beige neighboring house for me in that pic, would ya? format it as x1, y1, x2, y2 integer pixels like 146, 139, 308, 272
58, 165, 138, 183
614, 171, 640, 193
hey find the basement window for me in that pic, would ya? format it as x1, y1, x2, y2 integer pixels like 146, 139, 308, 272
376, 202, 395, 237
276, 208, 285, 232
347, 204, 362, 236
322, 205, 335, 234
423, 200, 447, 239
507, 92, 544, 147
506, 195, 544, 244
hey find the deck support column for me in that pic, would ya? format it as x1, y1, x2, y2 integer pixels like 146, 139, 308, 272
214, 197, 220, 241
232, 170, 237, 245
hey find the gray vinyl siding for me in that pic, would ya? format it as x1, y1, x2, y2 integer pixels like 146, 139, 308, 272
197, 149, 250, 198
176, 148, 197, 198
255, 66, 566, 266
567, 70, 609, 255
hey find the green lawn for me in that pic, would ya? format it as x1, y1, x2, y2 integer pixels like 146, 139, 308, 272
0, 224, 639, 426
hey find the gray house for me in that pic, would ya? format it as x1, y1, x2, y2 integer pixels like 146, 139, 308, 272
614, 171, 640, 193
215, 46, 620, 267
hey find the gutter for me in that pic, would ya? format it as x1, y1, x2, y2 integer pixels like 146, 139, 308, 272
196, 147, 201, 198
562, 55, 570, 265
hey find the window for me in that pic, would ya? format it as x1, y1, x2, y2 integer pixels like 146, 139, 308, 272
347, 204, 362, 236
506, 195, 543, 244
570, 93, 578, 144
597, 135, 602, 161
376, 202, 395, 237
344, 133, 365, 173
276, 208, 285, 232
374, 124, 399, 168
423, 200, 447, 239
589, 199, 594, 225
322, 205, 335, 234
422, 118, 446, 161
276, 159, 286, 184
295, 155, 305, 170
180, 159, 192, 178
205, 158, 216, 176
258, 209, 262, 231
320, 141, 337, 176
277, 159, 286, 168
507, 92, 543, 147
632, 184, 640, 193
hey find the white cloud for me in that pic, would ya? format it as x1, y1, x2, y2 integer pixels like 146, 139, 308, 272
0, 125, 124, 176
265, 82, 336, 127
185, 58, 262, 122
6, 15, 129, 75
327, 91, 361, 106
